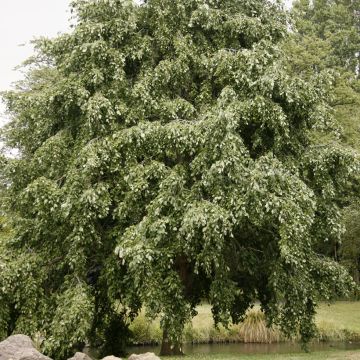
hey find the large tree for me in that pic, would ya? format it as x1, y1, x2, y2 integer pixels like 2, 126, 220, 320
0, 0, 357, 358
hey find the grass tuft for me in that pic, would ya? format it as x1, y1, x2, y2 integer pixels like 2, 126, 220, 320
239, 310, 282, 343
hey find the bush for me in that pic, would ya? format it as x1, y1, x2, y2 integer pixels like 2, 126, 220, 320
129, 313, 162, 345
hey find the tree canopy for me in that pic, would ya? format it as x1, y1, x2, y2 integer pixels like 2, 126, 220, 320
0, 0, 358, 358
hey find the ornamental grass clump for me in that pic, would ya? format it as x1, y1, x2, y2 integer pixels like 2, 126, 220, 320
239, 310, 282, 343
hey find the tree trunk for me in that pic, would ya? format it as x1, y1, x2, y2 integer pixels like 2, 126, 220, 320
159, 328, 184, 356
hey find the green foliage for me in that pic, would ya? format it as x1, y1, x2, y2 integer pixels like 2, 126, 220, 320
284, 0, 360, 283
98, 312, 132, 358
341, 202, 360, 288
43, 285, 94, 359
129, 313, 162, 345
0, 0, 358, 357
0, 216, 11, 340
284, 0, 360, 148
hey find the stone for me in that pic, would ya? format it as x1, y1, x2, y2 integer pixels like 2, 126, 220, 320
100, 356, 122, 360
0, 334, 52, 360
128, 353, 160, 360
67, 353, 92, 360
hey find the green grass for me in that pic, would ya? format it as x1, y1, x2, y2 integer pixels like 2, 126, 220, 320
130, 301, 360, 345
316, 302, 360, 335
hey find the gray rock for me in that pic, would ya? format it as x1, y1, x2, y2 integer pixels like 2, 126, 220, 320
67, 353, 92, 360
0, 334, 52, 360
100, 356, 122, 360
128, 353, 160, 360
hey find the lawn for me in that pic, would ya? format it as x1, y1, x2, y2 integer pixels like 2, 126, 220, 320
190, 301, 360, 333
316, 302, 360, 334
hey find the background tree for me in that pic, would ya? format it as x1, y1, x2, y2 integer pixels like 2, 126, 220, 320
284, 0, 360, 280
341, 202, 360, 288
0, 0, 358, 358
285, 0, 360, 146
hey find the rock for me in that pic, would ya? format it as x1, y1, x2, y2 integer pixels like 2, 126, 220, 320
128, 353, 160, 360
101, 356, 122, 360
67, 353, 92, 360
0, 334, 52, 360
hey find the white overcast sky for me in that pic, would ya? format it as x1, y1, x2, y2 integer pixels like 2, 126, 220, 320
0, 0, 292, 126
0, 0, 72, 126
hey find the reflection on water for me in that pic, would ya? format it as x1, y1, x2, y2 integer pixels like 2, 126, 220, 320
128, 341, 360, 356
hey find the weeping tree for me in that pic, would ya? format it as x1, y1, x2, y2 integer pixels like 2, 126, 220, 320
0, 0, 358, 358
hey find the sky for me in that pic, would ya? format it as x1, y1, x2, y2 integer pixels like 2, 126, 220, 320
0, 0, 72, 125
0, 0, 293, 126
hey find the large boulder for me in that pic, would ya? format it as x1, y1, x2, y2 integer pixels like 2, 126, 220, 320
128, 353, 160, 360
67, 353, 92, 360
100, 356, 122, 360
0, 334, 51, 360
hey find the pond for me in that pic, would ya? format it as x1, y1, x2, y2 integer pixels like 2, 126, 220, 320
127, 341, 360, 356
85, 341, 360, 358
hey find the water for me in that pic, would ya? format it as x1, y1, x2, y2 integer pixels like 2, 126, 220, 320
85, 341, 360, 358
127, 341, 360, 356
